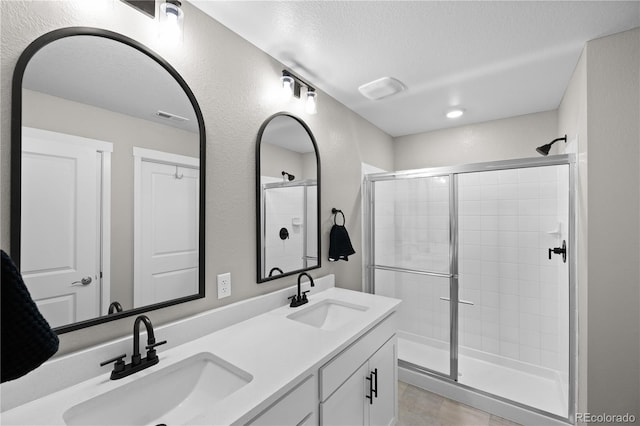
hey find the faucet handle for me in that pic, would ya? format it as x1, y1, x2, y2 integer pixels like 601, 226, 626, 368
288, 295, 298, 307
100, 354, 127, 373
145, 340, 167, 362
145, 340, 167, 350
301, 290, 310, 302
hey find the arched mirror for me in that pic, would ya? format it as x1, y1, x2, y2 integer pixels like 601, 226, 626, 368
256, 113, 320, 282
10, 27, 206, 333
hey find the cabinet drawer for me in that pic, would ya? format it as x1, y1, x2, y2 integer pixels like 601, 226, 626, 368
319, 313, 396, 401
249, 375, 316, 425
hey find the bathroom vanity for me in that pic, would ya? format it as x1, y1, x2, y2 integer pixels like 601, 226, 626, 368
0, 278, 400, 425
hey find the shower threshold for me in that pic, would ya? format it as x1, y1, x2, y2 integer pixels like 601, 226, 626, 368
398, 332, 568, 418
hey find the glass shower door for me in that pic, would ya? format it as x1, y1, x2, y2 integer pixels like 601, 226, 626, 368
456, 164, 571, 418
368, 175, 453, 378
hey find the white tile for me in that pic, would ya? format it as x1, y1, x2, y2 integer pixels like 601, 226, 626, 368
499, 263, 518, 280
500, 293, 519, 309
482, 337, 500, 353
518, 232, 539, 248
499, 279, 519, 295
498, 183, 518, 200
518, 167, 540, 183
481, 199, 499, 216
519, 296, 541, 315
481, 291, 500, 308
481, 215, 499, 230
518, 280, 540, 298
518, 199, 540, 216
500, 342, 519, 359
519, 312, 541, 332
481, 230, 499, 246
498, 199, 518, 215
497, 215, 518, 231
519, 182, 539, 199
497, 169, 519, 184
520, 329, 541, 348
499, 325, 519, 343
519, 346, 541, 364
541, 332, 559, 352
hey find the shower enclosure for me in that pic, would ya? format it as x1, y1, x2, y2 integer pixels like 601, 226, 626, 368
364, 155, 575, 423
260, 179, 318, 277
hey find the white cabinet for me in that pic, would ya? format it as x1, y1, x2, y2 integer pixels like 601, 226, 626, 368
368, 339, 396, 426
248, 375, 317, 426
319, 314, 397, 426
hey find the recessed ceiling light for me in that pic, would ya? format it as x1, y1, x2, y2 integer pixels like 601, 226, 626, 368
358, 77, 406, 100
446, 108, 465, 119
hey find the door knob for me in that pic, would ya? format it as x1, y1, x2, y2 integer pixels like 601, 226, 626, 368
71, 276, 92, 286
548, 240, 567, 263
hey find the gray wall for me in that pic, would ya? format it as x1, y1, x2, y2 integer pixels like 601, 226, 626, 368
583, 28, 639, 417
394, 110, 558, 170
0, 0, 394, 354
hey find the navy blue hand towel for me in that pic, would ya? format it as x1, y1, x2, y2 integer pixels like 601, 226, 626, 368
1, 250, 59, 383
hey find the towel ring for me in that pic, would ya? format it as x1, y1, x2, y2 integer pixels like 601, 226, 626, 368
332, 208, 346, 226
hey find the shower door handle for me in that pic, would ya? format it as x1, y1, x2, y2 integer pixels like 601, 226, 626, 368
548, 240, 567, 263
439, 297, 474, 306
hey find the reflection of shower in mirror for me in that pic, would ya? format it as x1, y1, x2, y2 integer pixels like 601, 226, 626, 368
282, 171, 295, 181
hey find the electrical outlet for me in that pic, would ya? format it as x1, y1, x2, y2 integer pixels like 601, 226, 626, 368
217, 273, 231, 299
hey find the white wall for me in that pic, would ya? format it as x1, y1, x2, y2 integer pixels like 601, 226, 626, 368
394, 110, 558, 171
0, 0, 394, 355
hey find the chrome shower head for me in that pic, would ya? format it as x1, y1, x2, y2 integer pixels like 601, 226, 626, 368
536, 135, 567, 156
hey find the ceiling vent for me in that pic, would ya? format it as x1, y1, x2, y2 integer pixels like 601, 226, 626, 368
358, 77, 406, 100
155, 110, 190, 122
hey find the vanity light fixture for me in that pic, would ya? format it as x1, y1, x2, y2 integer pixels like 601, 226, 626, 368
306, 89, 317, 115
159, 0, 184, 45
446, 108, 465, 119
281, 70, 318, 114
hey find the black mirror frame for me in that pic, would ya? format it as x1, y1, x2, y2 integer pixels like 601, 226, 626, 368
256, 112, 321, 283
10, 27, 207, 334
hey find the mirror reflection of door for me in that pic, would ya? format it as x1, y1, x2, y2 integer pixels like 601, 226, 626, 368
133, 148, 199, 307
20, 127, 113, 328
15, 29, 205, 331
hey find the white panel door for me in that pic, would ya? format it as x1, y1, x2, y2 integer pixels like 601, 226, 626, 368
137, 161, 199, 307
21, 133, 100, 327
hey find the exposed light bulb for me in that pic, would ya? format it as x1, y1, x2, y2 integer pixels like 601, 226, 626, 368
306, 89, 317, 114
281, 75, 294, 98
159, 0, 184, 46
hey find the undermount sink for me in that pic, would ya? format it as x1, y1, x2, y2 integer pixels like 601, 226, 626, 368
287, 299, 368, 330
63, 352, 252, 426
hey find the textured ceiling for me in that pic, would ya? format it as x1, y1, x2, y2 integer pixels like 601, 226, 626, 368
23, 35, 199, 133
192, 1, 640, 137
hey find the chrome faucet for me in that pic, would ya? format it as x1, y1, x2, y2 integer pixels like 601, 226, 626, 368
289, 272, 315, 308
100, 315, 167, 380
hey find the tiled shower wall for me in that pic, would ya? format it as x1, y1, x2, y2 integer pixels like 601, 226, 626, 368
263, 178, 305, 274
372, 165, 569, 376
458, 166, 569, 375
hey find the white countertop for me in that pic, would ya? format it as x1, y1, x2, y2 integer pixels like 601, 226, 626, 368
1, 287, 400, 425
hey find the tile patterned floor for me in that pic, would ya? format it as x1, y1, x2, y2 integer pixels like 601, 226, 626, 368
398, 381, 523, 426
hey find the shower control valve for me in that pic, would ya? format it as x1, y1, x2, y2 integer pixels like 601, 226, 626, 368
548, 240, 567, 263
